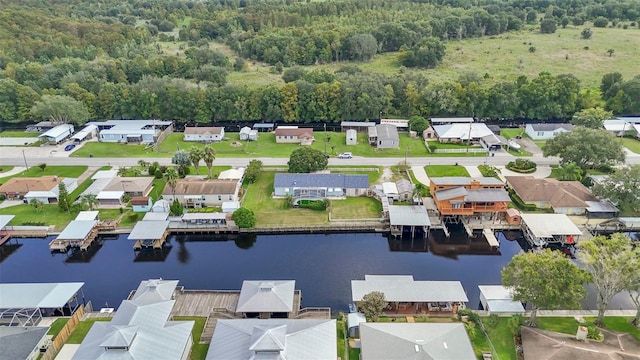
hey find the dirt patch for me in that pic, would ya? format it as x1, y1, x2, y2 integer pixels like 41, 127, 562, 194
230, 141, 243, 147
378, 167, 393, 184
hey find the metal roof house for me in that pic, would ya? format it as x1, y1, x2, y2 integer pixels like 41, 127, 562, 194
274, 173, 369, 204
89, 119, 172, 143
70, 124, 98, 143
430, 117, 474, 124
206, 319, 337, 360
162, 178, 241, 208
359, 323, 476, 360
184, 126, 225, 142
72, 279, 194, 360
347, 312, 367, 338
478, 285, 525, 315
520, 213, 582, 247
368, 123, 400, 149
236, 280, 296, 318
432, 123, 494, 144
0, 326, 49, 360
0, 282, 85, 326
352, 275, 468, 315
525, 123, 573, 140
38, 124, 74, 144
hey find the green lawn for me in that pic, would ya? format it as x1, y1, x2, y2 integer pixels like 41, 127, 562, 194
330, 197, 382, 219
72, 142, 163, 158
589, 317, 640, 340
337, 320, 347, 360
0, 165, 14, 173
467, 321, 493, 359
425, 165, 470, 177
174, 317, 208, 360
506, 147, 533, 157
0, 165, 88, 185
69, 166, 112, 201
536, 316, 640, 341
0, 131, 40, 137
0, 205, 124, 231
66, 318, 111, 344
500, 129, 525, 140
47, 318, 70, 339
621, 137, 640, 154
480, 317, 518, 360
330, 165, 382, 183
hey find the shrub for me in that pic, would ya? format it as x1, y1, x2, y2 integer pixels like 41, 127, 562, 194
128, 213, 138, 222
586, 323, 603, 340
22, 221, 46, 226
457, 309, 480, 324
299, 200, 326, 211
506, 158, 537, 173
508, 189, 538, 211
478, 165, 499, 178
154, 169, 163, 179
232, 207, 256, 228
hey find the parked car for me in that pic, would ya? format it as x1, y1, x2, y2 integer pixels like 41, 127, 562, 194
64, 144, 76, 151
338, 152, 353, 159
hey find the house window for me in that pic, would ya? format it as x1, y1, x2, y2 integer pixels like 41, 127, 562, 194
218, 195, 222, 201
537, 132, 544, 136
228, 195, 233, 200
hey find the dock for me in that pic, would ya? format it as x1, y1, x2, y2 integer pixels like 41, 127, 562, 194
0, 215, 16, 245
128, 219, 171, 250
48, 219, 99, 252
483, 229, 500, 247
133, 229, 170, 250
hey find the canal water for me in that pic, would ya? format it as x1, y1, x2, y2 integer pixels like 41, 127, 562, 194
0, 231, 633, 312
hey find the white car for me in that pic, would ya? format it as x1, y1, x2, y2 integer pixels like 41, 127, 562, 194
338, 152, 353, 159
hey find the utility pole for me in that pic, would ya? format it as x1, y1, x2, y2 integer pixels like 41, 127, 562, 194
22, 149, 29, 170
324, 123, 327, 154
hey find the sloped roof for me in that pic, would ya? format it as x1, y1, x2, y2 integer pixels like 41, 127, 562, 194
218, 168, 245, 180
388, 205, 431, 227
466, 188, 511, 202
528, 123, 573, 132
131, 279, 178, 305
434, 186, 467, 200
375, 124, 399, 142
163, 178, 239, 196
506, 176, 596, 208
341, 121, 376, 127
478, 285, 525, 313
603, 119, 631, 132
0, 176, 63, 193
104, 177, 153, 194
76, 211, 99, 221
396, 179, 413, 193
206, 319, 337, 360
143, 212, 169, 221
520, 214, 582, 237
430, 177, 503, 186
351, 275, 468, 303
236, 280, 296, 313
57, 220, 98, 240
0, 215, 15, 230
0, 282, 84, 308
274, 128, 314, 137
0, 326, 49, 360
359, 323, 476, 360
127, 220, 169, 240
39, 124, 73, 138
274, 173, 369, 189
432, 123, 493, 139
184, 126, 224, 135
130, 196, 150, 205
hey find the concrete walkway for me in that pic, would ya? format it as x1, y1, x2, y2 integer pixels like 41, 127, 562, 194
464, 165, 482, 177
496, 165, 552, 181
0, 199, 23, 209
410, 166, 430, 185
0, 166, 26, 178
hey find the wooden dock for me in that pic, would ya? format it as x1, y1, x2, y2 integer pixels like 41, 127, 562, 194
133, 229, 169, 250
0, 231, 13, 247
170, 290, 242, 317
79, 229, 99, 251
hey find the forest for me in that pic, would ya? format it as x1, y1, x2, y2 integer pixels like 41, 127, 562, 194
0, 0, 639, 126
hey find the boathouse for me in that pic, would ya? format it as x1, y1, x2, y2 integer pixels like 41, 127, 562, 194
128, 219, 170, 249
236, 280, 297, 319
388, 205, 430, 238
0, 282, 85, 326
520, 213, 582, 247
72, 279, 193, 360
351, 275, 468, 315
181, 212, 227, 226
478, 285, 525, 315
0, 215, 15, 247
49, 211, 99, 252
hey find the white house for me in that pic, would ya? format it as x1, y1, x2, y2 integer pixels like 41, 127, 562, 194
184, 126, 225, 142
163, 178, 241, 208
38, 124, 74, 144
525, 123, 573, 140
89, 119, 172, 143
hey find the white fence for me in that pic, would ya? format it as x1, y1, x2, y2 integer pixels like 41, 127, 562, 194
431, 148, 488, 153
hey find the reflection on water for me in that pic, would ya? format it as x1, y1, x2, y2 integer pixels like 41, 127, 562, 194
0, 231, 633, 311
0, 243, 22, 263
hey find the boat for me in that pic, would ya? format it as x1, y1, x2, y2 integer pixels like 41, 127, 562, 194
507, 139, 521, 150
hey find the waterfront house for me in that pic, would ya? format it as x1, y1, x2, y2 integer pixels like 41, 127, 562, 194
96, 191, 124, 206
239, 126, 258, 141
274, 127, 314, 145
273, 173, 369, 204
0, 326, 49, 360
70, 124, 98, 143
505, 176, 617, 216
131, 196, 152, 212
395, 179, 413, 202
104, 176, 153, 197
520, 213, 582, 247
0, 176, 77, 202
429, 177, 510, 218
206, 319, 337, 360
236, 280, 297, 319
368, 124, 400, 149
72, 279, 194, 360
351, 275, 468, 315
184, 126, 225, 142
180, 212, 228, 226
525, 123, 573, 140
38, 124, 74, 144
163, 178, 240, 208
359, 323, 476, 360
89, 119, 172, 143
0, 282, 85, 326
478, 285, 525, 315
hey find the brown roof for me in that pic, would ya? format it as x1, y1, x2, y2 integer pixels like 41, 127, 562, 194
130, 196, 150, 205
274, 128, 314, 138
104, 177, 154, 194
506, 176, 597, 208
0, 176, 63, 193
184, 127, 224, 135
163, 178, 239, 196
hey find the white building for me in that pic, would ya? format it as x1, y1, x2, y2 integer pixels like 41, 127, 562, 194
184, 127, 225, 142
525, 123, 573, 140
38, 124, 74, 144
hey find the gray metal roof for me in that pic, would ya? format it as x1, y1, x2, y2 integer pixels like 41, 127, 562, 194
341, 121, 376, 127
0, 215, 15, 229
253, 123, 274, 128
430, 177, 503, 185
127, 220, 169, 240
432, 123, 493, 139
39, 124, 73, 138
206, 319, 337, 360
351, 275, 468, 303
236, 280, 295, 313
131, 279, 179, 305
0, 282, 84, 308
182, 213, 227, 220
91, 170, 118, 180
57, 220, 98, 240
274, 173, 369, 189
529, 123, 573, 132
434, 187, 467, 200
142, 212, 169, 221
585, 201, 618, 213
75, 211, 99, 221
466, 188, 511, 202
0, 326, 49, 360
359, 323, 476, 360
89, 119, 172, 129
347, 312, 367, 329
388, 205, 431, 227
520, 214, 582, 237
375, 124, 399, 142
430, 117, 474, 124
478, 285, 525, 313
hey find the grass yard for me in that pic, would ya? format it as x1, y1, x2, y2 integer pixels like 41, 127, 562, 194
330, 197, 382, 219
72, 142, 162, 158
621, 137, 640, 154
173, 317, 208, 360
467, 321, 493, 359
47, 318, 70, 339
506, 147, 533, 157
536, 316, 640, 341
0, 131, 40, 137
330, 165, 382, 183
0, 165, 14, 173
0, 165, 88, 185
66, 318, 111, 344
588, 317, 640, 340
0, 205, 124, 230
425, 165, 470, 177
500, 129, 525, 140
480, 317, 518, 360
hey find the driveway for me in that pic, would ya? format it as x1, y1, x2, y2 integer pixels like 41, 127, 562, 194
0, 138, 39, 146
410, 166, 430, 185
517, 138, 543, 155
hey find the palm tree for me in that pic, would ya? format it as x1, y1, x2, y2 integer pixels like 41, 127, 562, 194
188, 146, 204, 175
29, 198, 44, 213
137, 160, 150, 169
80, 194, 99, 211
165, 168, 179, 196
202, 145, 216, 178
557, 162, 584, 181
117, 166, 128, 176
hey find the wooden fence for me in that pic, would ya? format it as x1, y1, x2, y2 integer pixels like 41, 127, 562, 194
41, 304, 85, 360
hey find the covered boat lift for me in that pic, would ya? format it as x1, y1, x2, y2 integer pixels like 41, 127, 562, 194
0, 215, 15, 247
520, 213, 582, 247
0, 282, 85, 326
128, 220, 170, 250
388, 205, 431, 238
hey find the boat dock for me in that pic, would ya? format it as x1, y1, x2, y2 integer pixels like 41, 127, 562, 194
128, 218, 171, 250
48, 212, 102, 252
0, 215, 15, 246
483, 229, 500, 247
133, 229, 170, 250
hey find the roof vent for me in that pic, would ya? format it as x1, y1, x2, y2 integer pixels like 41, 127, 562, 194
443, 342, 448, 349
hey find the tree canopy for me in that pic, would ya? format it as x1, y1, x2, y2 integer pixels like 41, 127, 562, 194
359, 291, 387, 322
502, 248, 590, 326
592, 165, 640, 213
288, 147, 328, 173
30, 95, 90, 125
571, 107, 613, 129
232, 207, 256, 228
542, 127, 625, 169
